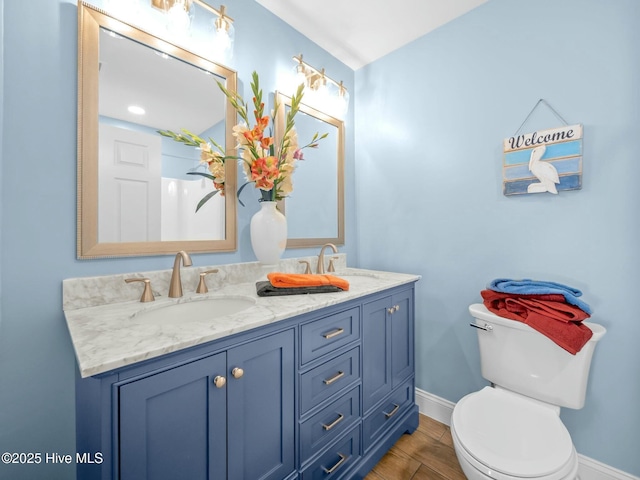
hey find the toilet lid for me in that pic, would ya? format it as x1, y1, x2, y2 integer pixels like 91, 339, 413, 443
452, 387, 574, 478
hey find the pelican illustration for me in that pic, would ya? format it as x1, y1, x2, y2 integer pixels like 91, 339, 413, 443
527, 145, 559, 194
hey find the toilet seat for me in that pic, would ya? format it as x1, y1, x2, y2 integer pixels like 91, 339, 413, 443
452, 387, 576, 479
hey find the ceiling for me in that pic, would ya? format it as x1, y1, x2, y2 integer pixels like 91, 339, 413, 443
256, 0, 488, 70
99, 28, 226, 134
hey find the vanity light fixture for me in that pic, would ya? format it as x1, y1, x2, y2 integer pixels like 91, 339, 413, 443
291, 55, 349, 118
152, 0, 234, 60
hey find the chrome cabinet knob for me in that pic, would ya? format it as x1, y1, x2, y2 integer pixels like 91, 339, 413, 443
213, 375, 226, 388
231, 367, 244, 379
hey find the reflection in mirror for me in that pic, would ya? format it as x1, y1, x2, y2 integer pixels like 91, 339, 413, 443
77, 2, 237, 258
275, 92, 345, 248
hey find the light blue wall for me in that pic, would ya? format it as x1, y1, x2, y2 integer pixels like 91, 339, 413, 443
0, 1, 354, 479
355, 0, 639, 475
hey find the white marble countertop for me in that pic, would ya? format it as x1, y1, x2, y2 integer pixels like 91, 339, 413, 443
64, 259, 420, 378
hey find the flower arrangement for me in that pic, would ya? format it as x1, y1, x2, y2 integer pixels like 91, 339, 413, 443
159, 71, 326, 211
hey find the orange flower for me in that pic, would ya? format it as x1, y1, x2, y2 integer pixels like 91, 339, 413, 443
243, 129, 257, 143
243, 116, 270, 144
260, 136, 274, 149
250, 156, 279, 190
256, 115, 269, 131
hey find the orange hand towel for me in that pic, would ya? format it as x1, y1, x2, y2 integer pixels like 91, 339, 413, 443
267, 273, 349, 291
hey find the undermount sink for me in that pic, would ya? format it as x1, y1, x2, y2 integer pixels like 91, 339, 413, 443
334, 271, 380, 279
131, 296, 256, 324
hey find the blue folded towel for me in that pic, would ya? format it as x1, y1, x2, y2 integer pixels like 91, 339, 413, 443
488, 278, 592, 314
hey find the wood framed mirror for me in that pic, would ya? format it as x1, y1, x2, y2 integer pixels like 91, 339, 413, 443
77, 2, 237, 258
275, 92, 345, 248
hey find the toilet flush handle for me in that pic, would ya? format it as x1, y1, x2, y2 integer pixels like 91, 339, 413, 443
470, 322, 493, 332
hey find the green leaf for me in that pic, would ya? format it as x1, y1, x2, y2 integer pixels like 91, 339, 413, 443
236, 181, 253, 207
187, 171, 216, 181
194, 190, 220, 212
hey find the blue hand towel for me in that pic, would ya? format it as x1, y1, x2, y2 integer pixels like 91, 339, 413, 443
488, 278, 592, 314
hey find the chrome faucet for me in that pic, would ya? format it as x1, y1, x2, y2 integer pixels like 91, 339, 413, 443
168, 251, 193, 298
316, 243, 338, 274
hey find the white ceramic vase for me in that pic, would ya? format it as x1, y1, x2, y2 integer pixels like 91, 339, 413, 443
250, 201, 287, 264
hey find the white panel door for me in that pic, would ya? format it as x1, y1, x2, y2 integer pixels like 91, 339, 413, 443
99, 124, 162, 242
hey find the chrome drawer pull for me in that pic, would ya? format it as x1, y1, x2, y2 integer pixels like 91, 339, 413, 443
323, 370, 345, 385
322, 413, 344, 431
323, 453, 347, 474
323, 328, 345, 339
383, 403, 400, 419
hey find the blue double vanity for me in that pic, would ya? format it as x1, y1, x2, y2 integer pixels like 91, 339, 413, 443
64, 256, 420, 479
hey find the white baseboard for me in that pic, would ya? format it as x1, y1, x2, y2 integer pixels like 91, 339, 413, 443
414, 388, 639, 480
415, 387, 455, 426
576, 455, 640, 480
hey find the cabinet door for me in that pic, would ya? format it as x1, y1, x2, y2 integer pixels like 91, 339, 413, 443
363, 289, 414, 412
390, 289, 414, 388
362, 296, 392, 412
227, 329, 295, 480
119, 352, 227, 480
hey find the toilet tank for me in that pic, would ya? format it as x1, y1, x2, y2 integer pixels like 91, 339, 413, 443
469, 303, 606, 409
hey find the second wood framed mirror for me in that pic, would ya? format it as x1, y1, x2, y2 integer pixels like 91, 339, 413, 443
275, 92, 345, 248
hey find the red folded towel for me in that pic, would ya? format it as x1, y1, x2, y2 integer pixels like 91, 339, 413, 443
481, 290, 590, 323
267, 273, 349, 291
480, 290, 593, 355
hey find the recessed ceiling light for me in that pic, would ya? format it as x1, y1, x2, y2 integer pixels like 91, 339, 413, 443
128, 105, 145, 115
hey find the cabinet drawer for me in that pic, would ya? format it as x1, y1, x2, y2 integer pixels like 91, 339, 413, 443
300, 348, 360, 414
301, 426, 361, 480
363, 379, 414, 451
300, 386, 360, 464
300, 306, 360, 365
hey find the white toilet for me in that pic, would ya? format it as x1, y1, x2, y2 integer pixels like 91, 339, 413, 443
451, 303, 606, 480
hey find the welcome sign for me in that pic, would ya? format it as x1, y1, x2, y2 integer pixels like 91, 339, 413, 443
503, 124, 583, 196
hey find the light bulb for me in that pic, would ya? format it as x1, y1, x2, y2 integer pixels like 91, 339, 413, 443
211, 17, 234, 61
292, 64, 307, 94
335, 87, 349, 118
314, 78, 329, 107
166, 1, 191, 37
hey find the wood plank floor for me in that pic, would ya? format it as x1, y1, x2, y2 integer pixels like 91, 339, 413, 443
365, 414, 467, 480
